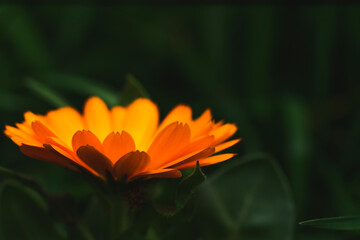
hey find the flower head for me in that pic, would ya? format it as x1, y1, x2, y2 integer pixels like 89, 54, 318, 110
4, 97, 240, 182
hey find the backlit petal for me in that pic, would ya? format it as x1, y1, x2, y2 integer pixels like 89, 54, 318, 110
158, 105, 192, 132
122, 99, 159, 150
102, 131, 135, 163
111, 106, 126, 132
147, 122, 191, 169
177, 153, 236, 170
84, 96, 112, 142
215, 139, 241, 153
45, 107, 85, 145
210, 123, 237, 145
72, 130, 103, 153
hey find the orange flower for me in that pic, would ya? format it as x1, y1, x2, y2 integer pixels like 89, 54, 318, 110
4, 97, 240, 182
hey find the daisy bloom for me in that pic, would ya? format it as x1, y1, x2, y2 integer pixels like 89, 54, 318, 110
4, 97, 240, 182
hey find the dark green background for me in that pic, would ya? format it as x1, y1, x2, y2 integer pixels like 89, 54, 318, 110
0, 4, 359, 239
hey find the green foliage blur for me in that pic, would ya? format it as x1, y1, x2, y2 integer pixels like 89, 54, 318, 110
0, 4, 359, 240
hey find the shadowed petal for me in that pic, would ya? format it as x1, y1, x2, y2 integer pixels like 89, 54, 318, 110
113, 151, 150, 181
131, 168, 182, 181
20, 144, 77, 170
77, 145, 113, 177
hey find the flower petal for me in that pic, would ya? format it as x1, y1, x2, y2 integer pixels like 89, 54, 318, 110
102, 131, 135, 163
72, 130, 102, 152
113, 151, 150, 181
4, 125, 41, 146
170, 147, 215, 170
19, 144, 76, 170
31, 121, 56, 141
146, 122, 191, 170
210, 123, 237, 145
76, 145, 113, 177
160, 135, 215, 169
158, 105, 192, 132
176, 153, 236, 170
84, 96, 112, 142
190, 109, 213, 138
111, 106, 126, 132
215, 139, 241, 153
122, 99, 159, 150
45, 107, 85, 145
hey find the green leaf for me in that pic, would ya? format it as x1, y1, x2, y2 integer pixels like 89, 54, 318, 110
120, 74, 150, 105
24, 78, 69, 108
0, 180, 64, 240
196, 153, 295, 240
176, 161, 206, 210
41, 73, 118, 107
299, 216, 360, 230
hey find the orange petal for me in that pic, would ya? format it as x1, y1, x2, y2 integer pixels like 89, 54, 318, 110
122, 99, 159, 150
102, 131, 136, 163
111, 106, 126, 132
24, 111, 44, 126
113, 151, 150, 181
130, 168, 182, 181
147, 122, 191, 170
19, 144, 77, 170
76, 145, 113, 177
171, 147, 215, 170
177, 153, 236, 170
191, 109, 213, 138
84, 96, 112, 142
160, 135, 214, 168
44, 138, 99, 175
158, 105, 192, 132
4, 125, 41, 146
215, 139, 241, 153
210, 123, 237, 145
45, 107, 85, 145
31, 121, 56, 141
72, 130, 102, 152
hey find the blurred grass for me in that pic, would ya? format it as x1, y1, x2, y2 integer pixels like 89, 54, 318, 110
0, 4, 359, 240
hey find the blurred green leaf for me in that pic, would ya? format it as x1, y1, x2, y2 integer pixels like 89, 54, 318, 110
0, 180, 64, 240
300, 216, 360, 230
41, 73, 118, 107
120, 74, 150, 105
176, 161, 206, 210
196, 153, 295, 240
25, 78, 69, 108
